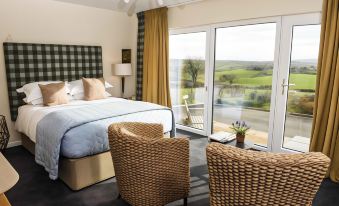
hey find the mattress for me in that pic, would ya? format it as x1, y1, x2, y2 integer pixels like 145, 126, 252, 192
15, 97, 173, 158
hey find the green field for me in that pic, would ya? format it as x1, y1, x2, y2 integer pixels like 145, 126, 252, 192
171, 59, 317, 114
214, 69, 316, 90
189, 68, 316, 91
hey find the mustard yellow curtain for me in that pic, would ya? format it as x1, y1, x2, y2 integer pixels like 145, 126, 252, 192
310, 0, 339, 182
142, 7, 172, 107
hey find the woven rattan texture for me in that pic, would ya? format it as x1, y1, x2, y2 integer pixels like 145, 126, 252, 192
0, 115, 10, 152
206, 143, 330, 206
108, 122, 190, 206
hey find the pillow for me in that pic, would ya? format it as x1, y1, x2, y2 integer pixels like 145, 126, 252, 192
17, 81, 70, 102
39, 82, 69, 106
82, 78, 106, 101
68, 80, 84, 96
23, 98, 44, 105
69, 79, 113, 96
72, 92, 112, 100
23, 95, 74, 105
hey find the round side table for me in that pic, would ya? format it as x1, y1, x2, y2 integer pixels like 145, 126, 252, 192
209, 137, 254, 150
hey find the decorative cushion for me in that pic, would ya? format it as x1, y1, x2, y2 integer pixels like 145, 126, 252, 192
39, 82, 69, 106
69, 79, 113, 96
82, 78, 106, 101
17, 81, 70, 103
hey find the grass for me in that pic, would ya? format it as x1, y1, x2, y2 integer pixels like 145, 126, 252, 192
179, 65, 316, 93
174, 58, 316, 91
289, 74, 316, 90
213, 69, 316, 90
173, 59, 317, 113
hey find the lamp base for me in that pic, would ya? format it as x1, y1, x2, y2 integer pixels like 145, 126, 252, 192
121, 77, 125, 98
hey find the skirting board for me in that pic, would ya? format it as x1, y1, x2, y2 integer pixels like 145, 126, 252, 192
21, 134, 115, 190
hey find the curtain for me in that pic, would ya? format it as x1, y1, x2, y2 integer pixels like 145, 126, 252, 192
136, 12, 145, 101
142, 7, 172, 107
310, 0, 339, 182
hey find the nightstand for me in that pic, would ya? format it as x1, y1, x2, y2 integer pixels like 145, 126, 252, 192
123, 96, 135, 100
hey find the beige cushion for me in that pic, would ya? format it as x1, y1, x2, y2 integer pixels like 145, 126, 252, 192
39, 82, 69, 106
82, 78, 106, 101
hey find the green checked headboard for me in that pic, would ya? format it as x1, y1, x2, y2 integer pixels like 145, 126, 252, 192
3, 42, 103, 121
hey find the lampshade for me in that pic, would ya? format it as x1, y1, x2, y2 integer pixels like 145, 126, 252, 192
112, 63, 132, 76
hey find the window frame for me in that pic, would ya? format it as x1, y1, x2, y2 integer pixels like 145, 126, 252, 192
208, 17, 282, 151
169, 26, 212, 136
272, 13, 321, 153
169, 13, 321, 153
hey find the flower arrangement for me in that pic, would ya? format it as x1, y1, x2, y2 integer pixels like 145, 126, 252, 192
230, 121, 250, 143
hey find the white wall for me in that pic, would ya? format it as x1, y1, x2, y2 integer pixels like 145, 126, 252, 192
168, 0, 322, 28
0, 0, 137, 146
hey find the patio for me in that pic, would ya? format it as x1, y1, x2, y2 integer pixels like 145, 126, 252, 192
173, 104, 312, 152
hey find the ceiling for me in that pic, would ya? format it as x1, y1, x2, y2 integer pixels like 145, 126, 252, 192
54, 0, 203, 14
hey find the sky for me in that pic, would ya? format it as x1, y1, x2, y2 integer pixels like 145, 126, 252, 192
169, 23, 321, 61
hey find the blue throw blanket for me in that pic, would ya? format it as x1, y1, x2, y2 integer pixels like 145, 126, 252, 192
35, 100, 175, 180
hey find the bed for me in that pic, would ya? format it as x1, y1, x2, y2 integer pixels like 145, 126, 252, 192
3, 42, 175, 190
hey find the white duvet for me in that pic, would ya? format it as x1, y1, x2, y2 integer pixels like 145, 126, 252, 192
15, 97, 173, 142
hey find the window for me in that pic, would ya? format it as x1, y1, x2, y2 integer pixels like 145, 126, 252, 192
282, 24, 321, 152
213, 23, 277, 147
169, 13, 321, 152
169, 31, 207, 132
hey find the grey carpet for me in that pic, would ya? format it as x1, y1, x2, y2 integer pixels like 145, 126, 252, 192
3, 130, 339, 206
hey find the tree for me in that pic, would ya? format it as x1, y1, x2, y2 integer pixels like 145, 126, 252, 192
219, 74, 237, 97
183, 59, 204, 88
182, 59, 204, 101
220, 74, 236, 85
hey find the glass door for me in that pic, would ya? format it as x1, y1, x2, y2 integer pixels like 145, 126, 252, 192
272, 13, 321, 152
211, 18, 281, 149
169, 13, 321, 152
169, 27, 210, 135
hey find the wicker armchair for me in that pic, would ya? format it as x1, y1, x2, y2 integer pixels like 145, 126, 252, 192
206, 143, 330, 206
108, 122, 190, 206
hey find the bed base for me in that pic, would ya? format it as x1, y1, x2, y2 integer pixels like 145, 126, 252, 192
21, 135, 115, 191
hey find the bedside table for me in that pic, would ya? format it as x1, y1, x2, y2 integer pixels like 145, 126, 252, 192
123, 96, 135, 100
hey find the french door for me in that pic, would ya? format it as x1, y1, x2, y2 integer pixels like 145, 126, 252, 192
169, 13, 321, 152
272, 14, 321, 152
169, 27, 211, 136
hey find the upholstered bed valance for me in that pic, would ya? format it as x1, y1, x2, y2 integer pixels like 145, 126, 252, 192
3, 42, 103, 121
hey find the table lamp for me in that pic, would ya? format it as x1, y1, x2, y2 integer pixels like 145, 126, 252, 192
112, 63, 132, 97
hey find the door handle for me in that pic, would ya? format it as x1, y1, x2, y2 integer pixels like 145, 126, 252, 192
281, 78, 295, 95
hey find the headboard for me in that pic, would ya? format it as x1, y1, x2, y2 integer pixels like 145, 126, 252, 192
3, 42, 103, 121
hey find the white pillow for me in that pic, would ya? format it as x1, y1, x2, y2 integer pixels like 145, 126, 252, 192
17, 81, 70, 102
23, 98, 43, 105
69, 79, 113, 96
105, 81, 114, 88
68, 80, 83, 96
23, 94, 74, 105
72, 92, 112, 100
